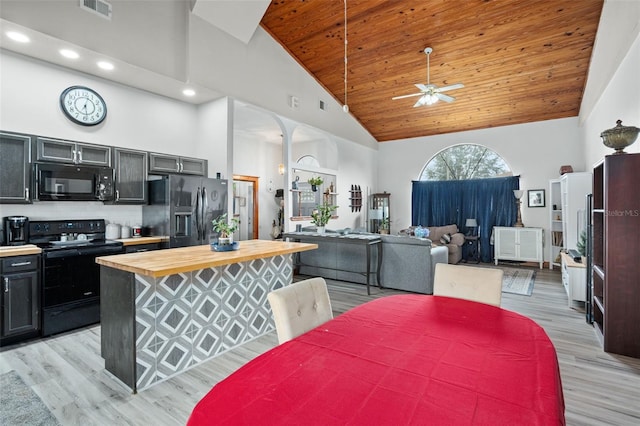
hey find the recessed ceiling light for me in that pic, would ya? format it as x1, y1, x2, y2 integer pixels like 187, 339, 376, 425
183, 89, 196, 97
97, 61, 114, 71
6, 31, 30, 43
60, 49, 79, 59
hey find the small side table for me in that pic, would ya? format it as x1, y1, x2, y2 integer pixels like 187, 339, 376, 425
463, 235, 480, 263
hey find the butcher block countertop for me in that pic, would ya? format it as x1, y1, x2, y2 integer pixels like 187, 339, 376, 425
116, 236, 168, 246
0, 244, 42, 257
96, 239, 317, 277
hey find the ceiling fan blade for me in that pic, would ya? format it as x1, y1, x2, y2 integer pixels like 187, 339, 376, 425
436, 93, 455, 103
392, 92, 424, 100
413, 96, 427, 107
437, 83, 464, 92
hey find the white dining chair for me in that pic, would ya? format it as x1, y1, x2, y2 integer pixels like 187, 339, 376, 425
433, 263, 504, 307
267, 277, 333, 344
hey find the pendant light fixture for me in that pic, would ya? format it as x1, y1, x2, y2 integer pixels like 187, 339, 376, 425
343, 0, 349, 113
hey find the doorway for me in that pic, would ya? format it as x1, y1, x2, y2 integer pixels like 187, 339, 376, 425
232, 175, 259, 240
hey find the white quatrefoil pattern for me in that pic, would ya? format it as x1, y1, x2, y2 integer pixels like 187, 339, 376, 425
134, 254, 292, 390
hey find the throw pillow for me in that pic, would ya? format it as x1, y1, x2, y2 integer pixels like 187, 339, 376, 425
440, 233, 452, 244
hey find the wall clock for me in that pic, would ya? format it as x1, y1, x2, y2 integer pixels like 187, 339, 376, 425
60, 86, 107, 126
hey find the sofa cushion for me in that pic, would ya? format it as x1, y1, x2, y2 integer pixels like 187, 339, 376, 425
428, 224, 458, 241
449, 232, 465, 247
440, 233, 452, 244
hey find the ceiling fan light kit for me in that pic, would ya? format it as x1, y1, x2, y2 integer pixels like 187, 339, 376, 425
392, 47, 464, 107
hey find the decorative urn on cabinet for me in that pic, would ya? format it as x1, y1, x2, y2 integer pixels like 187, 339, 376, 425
600, 120, 639, 154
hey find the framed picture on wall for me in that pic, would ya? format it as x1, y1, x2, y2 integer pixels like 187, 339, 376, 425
528, 189, 545, 207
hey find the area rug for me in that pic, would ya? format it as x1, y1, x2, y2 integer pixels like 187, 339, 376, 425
0, 370, 59, 426
501, 268, 535, 296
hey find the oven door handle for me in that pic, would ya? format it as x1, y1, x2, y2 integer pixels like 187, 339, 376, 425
45, 248, 80, 259
77, 245, 124, 256
44, 245, 123, 259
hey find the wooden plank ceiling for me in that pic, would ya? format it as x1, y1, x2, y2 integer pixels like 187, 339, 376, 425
260, 0, 603, 142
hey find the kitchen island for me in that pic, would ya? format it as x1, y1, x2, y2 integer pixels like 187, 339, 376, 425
96, 240, 316, 392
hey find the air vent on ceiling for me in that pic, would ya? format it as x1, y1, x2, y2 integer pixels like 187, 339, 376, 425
80, 0, 112, 20
319, 100, 327, 111
288, 95, 299, 110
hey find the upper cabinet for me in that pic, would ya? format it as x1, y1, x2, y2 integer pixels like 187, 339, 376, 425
36, 137, 111, 166
0, 132, 32, 204
149, 153, 207, 176
111, 148, 148, 204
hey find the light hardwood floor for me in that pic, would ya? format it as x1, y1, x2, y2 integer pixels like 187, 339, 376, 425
1, 265, 639, 425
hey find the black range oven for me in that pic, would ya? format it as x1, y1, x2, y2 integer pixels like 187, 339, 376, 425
29, 219, 123, 336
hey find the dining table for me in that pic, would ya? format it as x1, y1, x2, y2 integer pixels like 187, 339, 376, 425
187, 294, 565, 425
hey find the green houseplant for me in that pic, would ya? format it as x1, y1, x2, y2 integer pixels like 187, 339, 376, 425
576, 230, 587, 257
308, 176, 323, 192
310, 202, 337, 233
212, 213, 240, 245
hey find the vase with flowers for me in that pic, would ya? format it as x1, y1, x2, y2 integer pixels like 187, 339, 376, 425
310, 202, 337, 234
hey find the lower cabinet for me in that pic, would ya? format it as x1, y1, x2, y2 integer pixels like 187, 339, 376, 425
493, 226, 544, 269
560, 252, 586, 307
0, 255, 40, 346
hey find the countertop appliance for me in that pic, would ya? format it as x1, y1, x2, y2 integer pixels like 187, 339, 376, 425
143, 175, 228, 247
3, 216, 29, 245
28, 219, 123, 336
34, 162, 114, 201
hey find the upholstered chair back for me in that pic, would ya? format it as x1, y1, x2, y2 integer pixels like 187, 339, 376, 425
267, 277, 333, 344
433, 263, 503, 307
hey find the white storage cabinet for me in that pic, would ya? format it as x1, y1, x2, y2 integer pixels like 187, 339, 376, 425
493, 226, 543, 269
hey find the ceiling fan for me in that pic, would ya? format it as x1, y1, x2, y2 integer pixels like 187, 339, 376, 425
392, 47, 464, 107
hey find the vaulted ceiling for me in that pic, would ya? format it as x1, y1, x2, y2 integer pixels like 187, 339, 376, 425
260, 0, 604, 141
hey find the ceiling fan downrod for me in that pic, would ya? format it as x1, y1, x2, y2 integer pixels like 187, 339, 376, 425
425, 47, 432, 86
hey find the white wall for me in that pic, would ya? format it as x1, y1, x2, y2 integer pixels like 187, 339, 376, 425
0, 52, 199, 154
377, 117, 584, 261
233, 135, 285, 239
0, 49, 378, 239
0, 51, 215, 226
582, 31, 640, 168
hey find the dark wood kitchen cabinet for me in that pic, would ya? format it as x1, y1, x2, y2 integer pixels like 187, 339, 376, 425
36, 136, 111, 166
0, 254, 40, 346
0, 131, 32, 204
111, 148, 148, 204
149, 152, 207, 176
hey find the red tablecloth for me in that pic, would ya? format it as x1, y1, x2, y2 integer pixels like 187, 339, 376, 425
188, 295, 564, 425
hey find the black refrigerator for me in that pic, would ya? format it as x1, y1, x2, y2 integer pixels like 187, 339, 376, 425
143, 175, 228, 247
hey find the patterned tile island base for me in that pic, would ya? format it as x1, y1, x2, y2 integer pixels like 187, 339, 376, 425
100, 254, 292, 392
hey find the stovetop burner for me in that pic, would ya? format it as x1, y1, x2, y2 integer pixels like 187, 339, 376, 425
28, 219, 122, 252
38, 239, 122, 251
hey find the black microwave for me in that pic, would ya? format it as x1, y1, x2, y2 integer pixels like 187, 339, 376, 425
34, 163, 114, 201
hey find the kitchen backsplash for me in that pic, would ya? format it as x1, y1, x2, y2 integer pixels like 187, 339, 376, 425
0, 202, 142, 229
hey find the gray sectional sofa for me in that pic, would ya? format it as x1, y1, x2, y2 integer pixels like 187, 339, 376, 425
287, 231, 447, 294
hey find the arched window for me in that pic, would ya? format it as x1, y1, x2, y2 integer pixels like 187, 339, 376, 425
296, 155, 320, 167
419, 144, 512, 181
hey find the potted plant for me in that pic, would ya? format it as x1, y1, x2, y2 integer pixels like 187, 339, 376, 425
379, 217, 390, 234
308, 176, 323, 192
212, 213, 239, 246
310, 202, 337, 234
